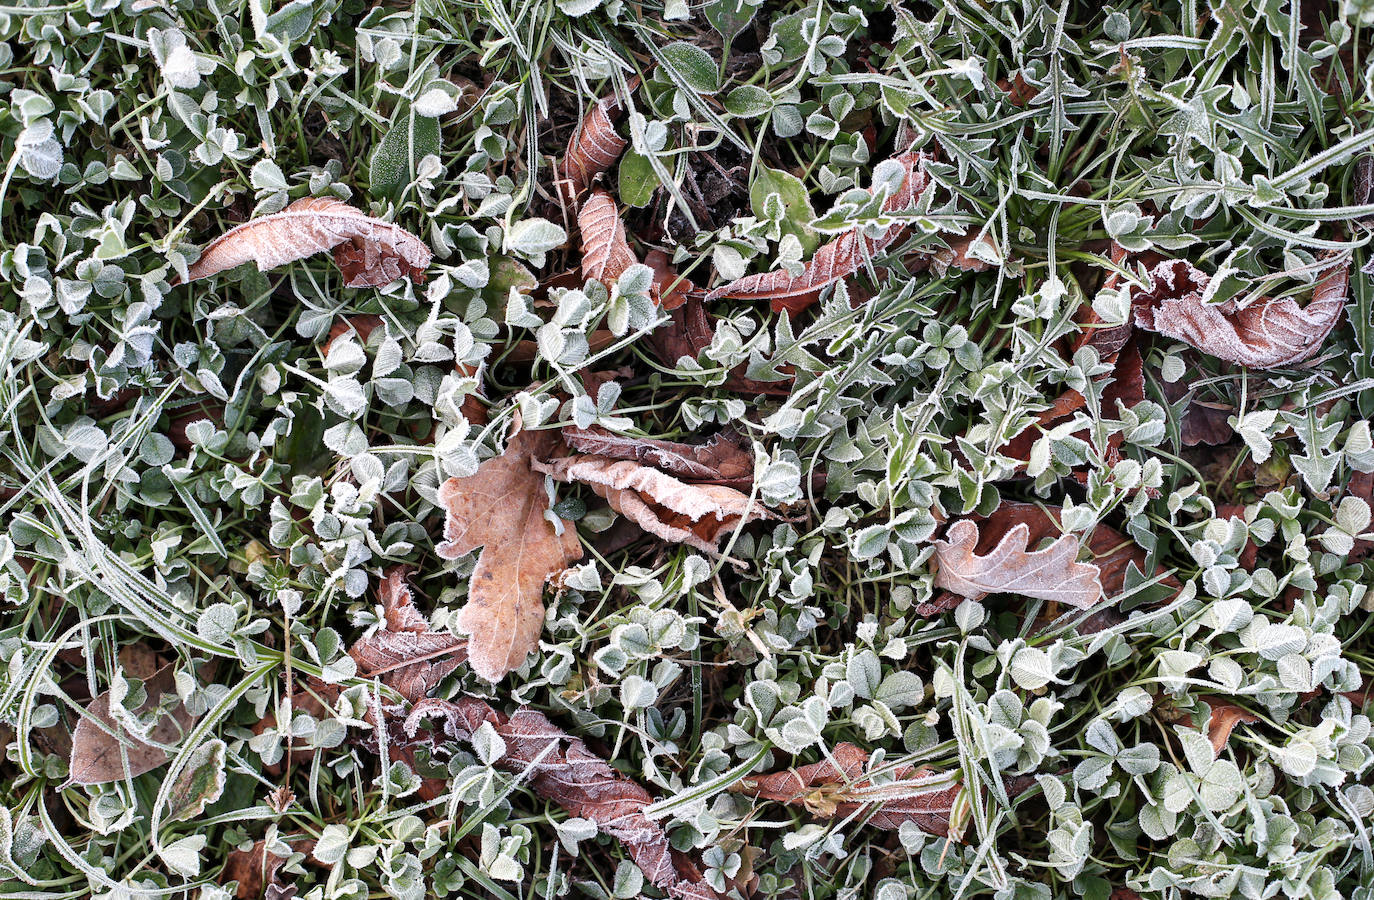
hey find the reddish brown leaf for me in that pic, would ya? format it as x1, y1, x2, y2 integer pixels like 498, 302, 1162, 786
183, 198, 431, 288
221, 840, 314, 900
733, 742, 965, 837
562, 425, 753, 486
402, 697, 721, 900
1198, 696, 1259, 757
579, 190, 636, 288
323, 315, 384, 356
645, 248, 695, 311
561, 93, 629, 205
532, 454, 772, 554
436, 430, 583, 682
646, 299, 794, 395
69, 662, 194, 785
934, 518, 1103, 608
1131, 258, 1349, 369
348, 566, 467, 702
1348, 471, 1374, 562
926, 227, 997, 276
706, 152, 932, 314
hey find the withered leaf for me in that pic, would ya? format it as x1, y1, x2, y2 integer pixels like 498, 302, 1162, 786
706, 152, 931, 314
532, 454, 771, 554
402, 697, 720, 900
579, 190, 637, 288
1199, 697, 1259, 757
733, 742, 965, 837
561, 93, 629, 205
1131, 258, 1349, 369
348, 566, 467, 702
926, 227, 997, 276
933, 518, 1103, 608
69, 662, 194, 786
562, 425, 754, 486
646, 298, 794, 395
436, 431, 583, 682
222, 839, 314, 900
645, 248, 695, 311
1349, 471, 1374, 563
183, 198, 431, 288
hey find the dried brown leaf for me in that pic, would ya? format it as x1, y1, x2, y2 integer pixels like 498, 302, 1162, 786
183, 198, 431, 287
933, 518, 1103, 608
561, 94, 629, 205
223, 840, 288, 900
1350, 471, 1374, 562
532, 455, 771, 554
348, 566, 467, 701
579, 190, 637, 288
1131, 258, 1349, 369
926, 227, 997, 276
1199, 697, 1259, 756
646, 298, 794, 395
562, 425, 753, 486
733, 742, 965, 837
706, 152, 932, 314
402, 697, 720, 900
645, 248, 695, 311
69, 662, 194, 786
436, 431, 583, 682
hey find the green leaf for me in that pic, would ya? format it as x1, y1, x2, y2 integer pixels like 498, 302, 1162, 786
704, 0, 759, 40
724, 85, 773, 118
618, 150, 661, 208
166, 739, 227, 822
660, 42, 720, 95
750, 165, 819, 254
369, 108, 440, 200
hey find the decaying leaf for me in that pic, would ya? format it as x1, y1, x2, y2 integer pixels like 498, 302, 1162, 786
706, 152, 932, 314
348, 566, 467, 701
579, 190, 637, 288
926, 227, 997, 276
561, 92, 629, 205
165, 738, 227, 822
400, 697, 720, 900
436, 431, 583, 682
733, 742, 965, 836
646, 298, 793, 395
69, 662, 195, 786
1198, 697, 1259, 757
222, 839, 314, 900
933, 518, 1103, 608
645, 248, 695, 310
562, 425, 753, 486
532, 454, 771, 554
183, 198, 431, 287
1131, 258, 1349, 369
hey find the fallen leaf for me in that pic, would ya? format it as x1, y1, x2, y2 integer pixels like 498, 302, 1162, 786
69, 662, 194, 785
733, 742, 965, 836
561, 92, 629, 205
532, 454, 771, 554
646, 298, 794, 395
562, 425, 753, 486
323, 315, 384, 355
436, 430, 583, 682
221, 839, 314, 900
165, 738, 227, 822
1348, 471, 1374, 562
645, 248, 695, 310
1198, 696, 1259, 756
926, 227, 997, 276
348, 566, 467, 701
579, 190, 637, 288
933, 518, 1103, 608
1131, 258, 1349, 369
401, 697, 721, 900
706, 152, 932, 314
183, 198, 431, 287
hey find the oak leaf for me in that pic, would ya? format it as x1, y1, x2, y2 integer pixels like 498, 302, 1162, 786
561, 92, 629, 205
348, 566, 467, 702
69, 662, 194, 785
1131, 258, 1349, 369
436, 431, 583, 682
933, 518, 1103, 608
579, 190, 637, 288
532, 454, 771, 554
183, 197, 431, 288
562, 425, 753, 486
705, 152, 931, 314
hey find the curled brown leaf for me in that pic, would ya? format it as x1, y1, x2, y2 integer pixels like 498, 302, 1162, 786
1198, 696, 1259, 757
561, 93, 629, 205
562, 425, 753, 486
436, 430, 583, 682
933, 518, 1103, 608
183, 198, 431, 287
579, 190, 637, 288
1131, 258, 1349, 369
348, 566, 467, 702
706, 152, 932, 314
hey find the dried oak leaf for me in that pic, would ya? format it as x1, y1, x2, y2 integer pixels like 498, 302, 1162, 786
733, 742, 964, 837
436, 431, 583, 682
706, 152, 932, 314
69, 662, 194, 786
1198, 697, 1259, 757
1131, 258, 1349, 369
579, 190, 637, 288
532, 455, 771, 554
561, 93, 629, 205
933, 518, 1103, 608
183, 198, 431, 288
404, 697, 720, 900
562, 425, 754, 486
348, 566, 467, 702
